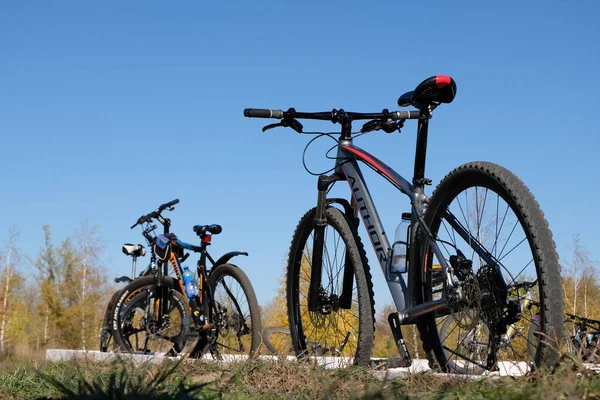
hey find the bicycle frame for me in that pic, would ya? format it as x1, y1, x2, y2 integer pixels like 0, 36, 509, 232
309, 112, 506, 324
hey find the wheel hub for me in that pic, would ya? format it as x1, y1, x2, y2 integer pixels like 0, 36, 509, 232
318, 288, 339, 315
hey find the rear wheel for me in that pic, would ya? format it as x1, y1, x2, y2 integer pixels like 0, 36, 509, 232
262, 327, 292, 355
417, 162, 564, 374
99, 288, 125, 352
286, 206, 375, 367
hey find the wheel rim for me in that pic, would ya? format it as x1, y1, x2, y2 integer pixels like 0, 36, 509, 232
429, 184, 542, 373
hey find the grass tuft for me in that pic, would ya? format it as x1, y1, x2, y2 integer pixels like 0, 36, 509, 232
0, 354, 599, 399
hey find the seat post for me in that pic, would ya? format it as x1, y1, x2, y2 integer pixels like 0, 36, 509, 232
132, 255, 137, 279
413, 108, 431, 187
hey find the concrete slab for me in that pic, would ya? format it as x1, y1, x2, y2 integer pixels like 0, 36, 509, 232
45, 349, 598, 378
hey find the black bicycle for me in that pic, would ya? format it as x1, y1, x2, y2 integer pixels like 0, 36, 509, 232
111, 200, 262, 359
245, 75, 564, 373
529, 313, 600, 364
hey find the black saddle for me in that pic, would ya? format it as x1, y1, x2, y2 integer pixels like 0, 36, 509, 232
193, 224, 223, 236
398, 75, 457, 109
122, 243, 146, 257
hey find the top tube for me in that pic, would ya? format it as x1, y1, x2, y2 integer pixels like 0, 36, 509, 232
174, 239, 202, 253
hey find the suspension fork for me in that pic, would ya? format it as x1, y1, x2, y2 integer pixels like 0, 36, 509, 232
156, 253, 174, 323
308, 173, 347, 312
339, 197, 357, 309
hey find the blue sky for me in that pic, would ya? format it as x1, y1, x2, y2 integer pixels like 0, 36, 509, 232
1, 1, 599, 311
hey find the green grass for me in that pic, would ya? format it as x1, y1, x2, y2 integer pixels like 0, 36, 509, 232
0, 355, 599, 399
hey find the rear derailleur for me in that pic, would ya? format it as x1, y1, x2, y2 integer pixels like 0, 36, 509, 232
445, 251, 520, 370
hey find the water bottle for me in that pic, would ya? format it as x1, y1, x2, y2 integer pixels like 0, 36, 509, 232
182, 266, 205, 326
391, 212, 411, 273
182, 265, 199, 299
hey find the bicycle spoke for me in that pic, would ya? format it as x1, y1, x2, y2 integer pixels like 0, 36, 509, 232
498, 236, 527, 263
491, 203, 510, 258
442, 220, 457, 247
497, 221, 520, 261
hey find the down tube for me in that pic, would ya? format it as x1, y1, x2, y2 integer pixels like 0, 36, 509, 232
341, 160, 409, 313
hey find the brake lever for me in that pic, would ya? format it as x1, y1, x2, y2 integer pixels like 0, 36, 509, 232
262, 122, 282, 132
262, 118, 304, 133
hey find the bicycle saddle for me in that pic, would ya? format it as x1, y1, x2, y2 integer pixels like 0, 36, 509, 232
193, 224, 223, 236
122, 243, 146, 257
398, 75, 457, 109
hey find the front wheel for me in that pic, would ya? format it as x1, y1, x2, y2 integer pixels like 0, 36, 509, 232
116, 287, 191, 355
203, 263, 262, 360
418, 161, 564, 374
286, 206, 375, 367
112, 276, 191, 356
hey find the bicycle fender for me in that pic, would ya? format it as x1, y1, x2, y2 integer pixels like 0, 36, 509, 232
214, 251, 248, 267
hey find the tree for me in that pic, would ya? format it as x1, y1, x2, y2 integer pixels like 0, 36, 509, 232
563, 235, 599, 319
32, 223, 108, 349
0, 227, 22, 354
72, 220, 105, 350
35, 225, 61, 348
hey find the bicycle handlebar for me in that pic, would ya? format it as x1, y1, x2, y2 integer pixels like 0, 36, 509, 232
566, 313, 600, 326
243, 108, 420, 122
159, 199, 179, 211
130, 199, 179, 229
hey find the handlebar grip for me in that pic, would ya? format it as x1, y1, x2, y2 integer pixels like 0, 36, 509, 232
159, 199, 179, 211
244, 108, 284, 119
392, 111, 420, 120
131, 215, 147, 229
